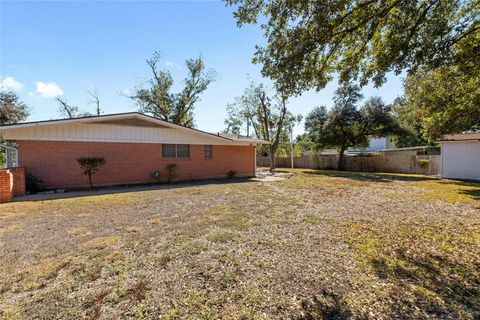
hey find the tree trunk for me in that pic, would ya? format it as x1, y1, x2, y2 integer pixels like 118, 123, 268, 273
338, 147, 346, 171
268, 151, 275, 171
88, 174, 93, 189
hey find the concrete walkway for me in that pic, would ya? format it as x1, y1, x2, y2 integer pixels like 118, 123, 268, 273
13, 171, 292, 202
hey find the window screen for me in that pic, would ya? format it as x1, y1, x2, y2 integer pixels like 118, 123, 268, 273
176, 144, 190, 158
205, 145, 212, 159
162, 144, 176, 158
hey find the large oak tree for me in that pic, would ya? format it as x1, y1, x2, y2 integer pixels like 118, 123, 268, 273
395, 34, 480, 140
305, 84, 401, 170
225, 0, 478, 95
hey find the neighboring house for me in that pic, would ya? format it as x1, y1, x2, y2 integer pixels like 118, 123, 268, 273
349, 137, 396, 152
437, 133, 480, 181
0, 112, 267, 189
317, 137, 396, 155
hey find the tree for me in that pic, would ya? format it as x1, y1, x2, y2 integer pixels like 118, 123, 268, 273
0, 90, 30, 167
398, 50, 479, 141
391, 96, 430, 148
130, 51, 216, 127
305, 84, 401, 170
224, 82, 300, 170
0, 90, 29, 124
57, 98, 93, 119
87, 90, 102, 116
77, 157, 106, 189
224, 0, 479, 95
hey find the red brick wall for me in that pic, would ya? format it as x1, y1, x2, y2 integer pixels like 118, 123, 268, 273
9, 167, 26, 197
0, 169, 12, 203
0, 167, 25, 203
16, 140, 255, 189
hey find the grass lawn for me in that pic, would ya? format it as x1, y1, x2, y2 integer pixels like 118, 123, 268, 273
1, 169, 479, 319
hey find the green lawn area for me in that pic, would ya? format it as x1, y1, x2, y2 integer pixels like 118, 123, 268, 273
1, 170, 479, 319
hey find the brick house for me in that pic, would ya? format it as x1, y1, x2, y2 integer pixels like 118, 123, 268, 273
0, 112, 267, 190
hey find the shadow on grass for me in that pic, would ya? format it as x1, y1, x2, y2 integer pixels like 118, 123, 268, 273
14, 178, 256, 202
370, 249, 480, 318
295, 290, 353, 320
301, 170, 480, 201
459, 188, 480, 200
437, 180, 480, 201
302, 169, 438, 183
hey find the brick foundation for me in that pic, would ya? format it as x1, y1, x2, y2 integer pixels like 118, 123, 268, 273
16, 140, 256, 189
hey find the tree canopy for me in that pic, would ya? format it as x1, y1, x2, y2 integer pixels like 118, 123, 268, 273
225, 0, 479, 95
391, 97, 430, 148
305, 83, 401, 170
130, 51, 216, 128
0, 90, 30, 125
395, 34, 480, 141
77, 157, 106, 189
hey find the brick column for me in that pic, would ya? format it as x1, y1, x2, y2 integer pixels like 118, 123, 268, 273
0, 169, 13, 203
9, 167, 26, 197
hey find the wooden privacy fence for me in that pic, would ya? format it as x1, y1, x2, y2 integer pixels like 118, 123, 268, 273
257, 154, 441, 176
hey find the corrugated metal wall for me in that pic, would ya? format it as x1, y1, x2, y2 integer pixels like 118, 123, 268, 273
441, 142, 480, 180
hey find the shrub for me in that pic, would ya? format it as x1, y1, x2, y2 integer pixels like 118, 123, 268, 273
227, 170, 237, 179
25, 173, 45, 194
417, 159, 430, 169
77, 157, 106, 189
165, 163, 177, 184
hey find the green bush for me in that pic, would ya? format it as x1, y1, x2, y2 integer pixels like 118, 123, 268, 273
165, 163, 177, 184
227, 170, 237, 179
417, 159, 430, 169
25, 173, 45, 194
77, 157, 106, 188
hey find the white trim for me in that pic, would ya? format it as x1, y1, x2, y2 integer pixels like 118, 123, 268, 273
438, 140, 480, 144
2, 137, 256, 146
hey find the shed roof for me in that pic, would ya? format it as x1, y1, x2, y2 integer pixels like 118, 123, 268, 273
437, 133, 480, 142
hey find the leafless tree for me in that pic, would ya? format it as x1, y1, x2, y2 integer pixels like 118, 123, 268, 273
87, 90, 101, 116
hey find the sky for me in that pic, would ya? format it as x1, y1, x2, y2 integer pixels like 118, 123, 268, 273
0, 0, 404, 137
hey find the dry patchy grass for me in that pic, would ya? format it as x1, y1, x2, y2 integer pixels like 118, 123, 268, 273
0, 170, 479, 319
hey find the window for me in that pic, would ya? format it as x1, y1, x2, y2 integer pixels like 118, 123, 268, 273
162, 144, 190, 158
176, 144, 190, 158
205, 145, 212, 159
162, 144, 176, 158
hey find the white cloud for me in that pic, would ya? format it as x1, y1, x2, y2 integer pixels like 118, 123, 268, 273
0, 76, 23, 91
121, 88, 132, 96
35, 81, 63, 98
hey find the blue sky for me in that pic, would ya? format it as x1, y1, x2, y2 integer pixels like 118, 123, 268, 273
0, 0, 404, 137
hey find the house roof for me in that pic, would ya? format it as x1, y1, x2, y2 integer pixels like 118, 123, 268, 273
0, 112, 270, 145
217, 133, 270, 144
437, 132, 480, 142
